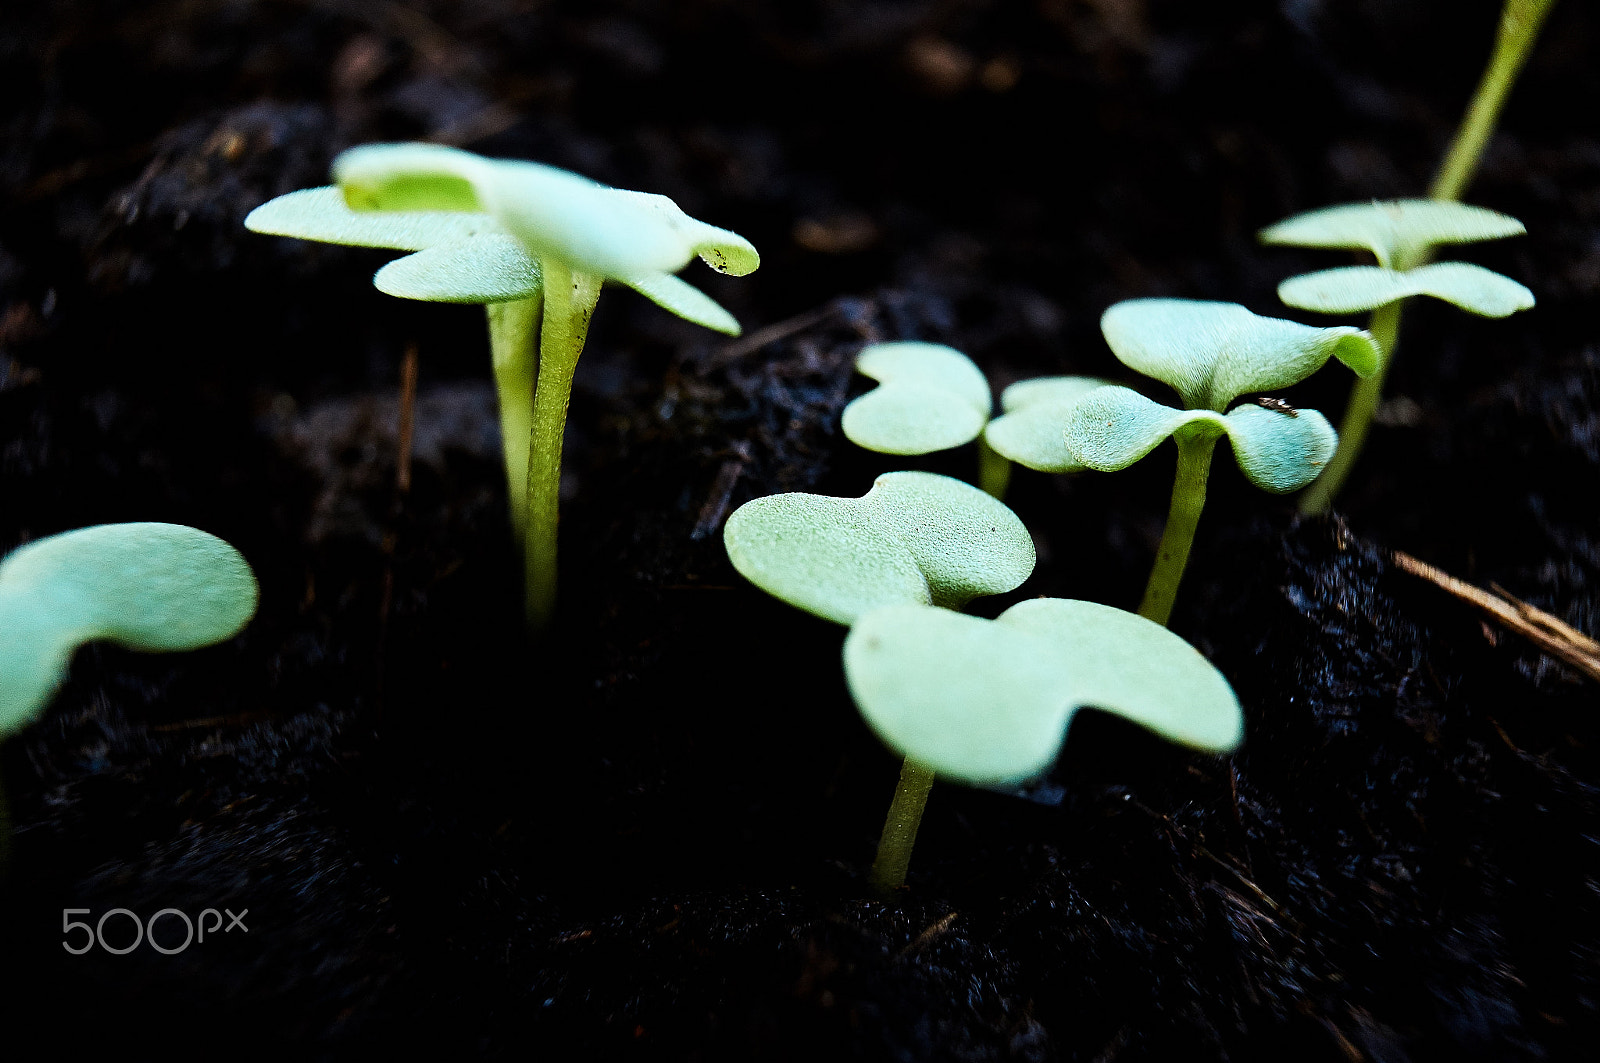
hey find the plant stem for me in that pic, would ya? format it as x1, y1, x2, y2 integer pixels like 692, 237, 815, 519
869, 757, 936, 896
1298, 298, 1404, 516
1430, 0, 1558, 203
1138, 432, 1217, 628
977, 434, 1011, 500
523, 261, 602, 632
487, 296, 541, 544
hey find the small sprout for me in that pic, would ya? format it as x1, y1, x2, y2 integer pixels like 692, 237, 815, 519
722, 471, 1034, 625
1058, 299, 1377, 625
983, 375, 1116, 472
845, 599, 1242, 787
330, 143, 760, 630
840, 342, 1009, 493
245, 186, 545, 550
723, 471, 1036, 893
0, 523, 258, 736
1261, 199, 1532, 513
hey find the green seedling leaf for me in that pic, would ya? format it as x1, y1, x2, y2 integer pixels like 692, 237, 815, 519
1100, 299, 1379, 411
1277, 262, 1534, 318
246, 186, 542, 304
1259, 199, 1525, 269
723, 471, 1034, 625
0, 524, 258, 735
845, 599, 1242, 786
841, 343, 992, 455
1062, 386, 1336, 492
984, 376, 1117, 471
373, 233, 543, 304
332, 143, 759, 334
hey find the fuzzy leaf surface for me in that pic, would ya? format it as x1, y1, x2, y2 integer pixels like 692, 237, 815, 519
723, 472, 1033, 625
842, 343, 992, 455
1277, 262, 1534, 317
1259, 199, 1525, 268
984, 376, 1115, 471
1101, 299, 1379, 410
845, 599, 1242, 786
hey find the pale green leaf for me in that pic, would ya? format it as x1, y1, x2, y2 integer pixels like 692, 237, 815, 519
0, 524, 258, 735
844, 598, 1242, 786
373, 233, 543, 303
722, 471, 1034, 625
610, 190, 761, 276
245, 186, 493, 250
1221, 403, 1337, 492
842, 343, 991, 455
1277, 262, 1535, 318
1100, 299, 1379, 411
617, 271, 742, 335
1259, 199, 1525, 268
1060, 386, 1224, 471
983, 376, 1114, 471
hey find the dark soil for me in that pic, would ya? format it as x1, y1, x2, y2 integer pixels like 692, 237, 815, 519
2, 1, 1597, 1059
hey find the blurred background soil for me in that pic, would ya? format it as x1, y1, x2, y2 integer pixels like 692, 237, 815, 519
1, 1, 1597, 1058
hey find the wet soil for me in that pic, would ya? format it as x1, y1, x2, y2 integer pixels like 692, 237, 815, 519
1, 1, 1597, 1059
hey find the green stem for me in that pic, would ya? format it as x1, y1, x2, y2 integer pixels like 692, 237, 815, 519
1138, 432, 1217, 628
1430, 0, 1558, 203
869, 756, 936, 895
487, 296, 541, 544
1298, 298, 1404, 516
977, 434, 1012, 500
524, 261, 602, 632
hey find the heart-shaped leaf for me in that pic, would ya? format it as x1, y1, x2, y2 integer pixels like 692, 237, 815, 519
723, 472, 1034, 625
0, 524, 259, 735
1061, 386, 1336, 492
983, 376, 1115, 472
1259, 199, 1525, 268
1101, 300, 1379, 411
1277, 262, 1534, 318
841, 343, 992, 455
844, 599, 1242, 785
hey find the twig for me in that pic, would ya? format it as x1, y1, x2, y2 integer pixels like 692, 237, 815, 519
1390, 550, 1600, 683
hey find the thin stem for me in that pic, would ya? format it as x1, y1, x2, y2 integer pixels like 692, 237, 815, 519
524, 261, 602, 632
977, 434, 1011, 500
1138, 431, 1218, 628
1298, 298, 1403, 515
487, 297, 541, 545
869, 756, 937, 895
1430, 0, 1557, 203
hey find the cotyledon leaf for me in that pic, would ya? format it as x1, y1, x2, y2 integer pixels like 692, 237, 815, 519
844, 599, 1242, 786
1259, 199, 1526, 269
983, 375, 1116, 471
842, 343, 993, 455
1277, 262, 1534, 318
1100, 299, 1378, 412
374, 233, 543, 303
1061, 386, 1337, 492
0, 524, 259, 735
722, 471, 1035, 626
245, 186, 495, 251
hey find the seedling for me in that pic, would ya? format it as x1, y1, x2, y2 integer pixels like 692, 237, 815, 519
724, 471, 1034, 891
332, 143, 759, 630
983, 375, 1116, 473
245, 187, 544, 543
0, 523, 259, 734
840, 342, 1010, 497
1260, 199, 1532, 513
999, 299, 1379, 626
845, 598, 1242, 890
